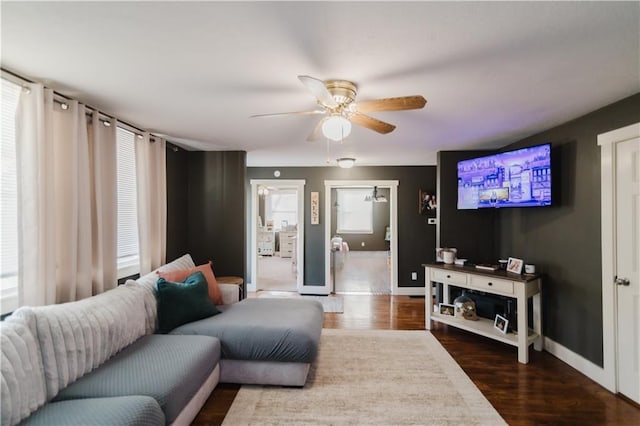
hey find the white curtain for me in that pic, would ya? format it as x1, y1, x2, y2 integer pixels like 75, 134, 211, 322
135, 133, 166, 274
16, 84, 56, 306
88, 114, 117, 293
16, 83, 117, 306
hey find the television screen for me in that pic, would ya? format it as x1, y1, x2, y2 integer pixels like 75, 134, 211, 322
457, 144, 551, 209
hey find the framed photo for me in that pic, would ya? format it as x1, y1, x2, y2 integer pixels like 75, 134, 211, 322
506, 257, 523, 274
438, 303, 455, 317
419, 190, 437, 215
494, 314, 509, 334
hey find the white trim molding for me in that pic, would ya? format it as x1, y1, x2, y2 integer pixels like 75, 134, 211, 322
597, 122, 640, 393
249, 179, 306, 294
393, 286, 425, 296
544, 338, 611, 390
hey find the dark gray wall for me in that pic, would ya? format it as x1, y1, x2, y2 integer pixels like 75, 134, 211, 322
436, 93, 640, 366
497, 93, 640, 366
166, 144, 189, 263
247, 166, 437, 287
330, 187, 390, 251
166, 150, 247, 282
437, 150, 498, 264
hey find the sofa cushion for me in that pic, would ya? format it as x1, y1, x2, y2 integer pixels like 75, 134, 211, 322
158, 261, 223, 305
171, 298, 323, 363
22, 396, 165, 426
131, 253, 197, 334
23, 283, 147, 400
0, 311, 47, 426
53, 334, 220, 424
156, 271, 220, 333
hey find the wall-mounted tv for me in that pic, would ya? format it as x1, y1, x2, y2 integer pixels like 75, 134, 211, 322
457, 143, 551, 209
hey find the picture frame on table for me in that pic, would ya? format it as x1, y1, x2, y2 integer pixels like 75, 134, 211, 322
494, 314, 509, 334
506, 257, 524, 274
438, 303, 455, 317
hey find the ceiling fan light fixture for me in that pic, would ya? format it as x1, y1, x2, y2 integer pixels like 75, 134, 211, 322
322, 115, 352, 141
336, 157, 356, 168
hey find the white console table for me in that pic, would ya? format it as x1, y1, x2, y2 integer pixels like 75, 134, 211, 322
423, 263, 543, 364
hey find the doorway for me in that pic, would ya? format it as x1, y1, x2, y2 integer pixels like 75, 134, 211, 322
599, 122, 640, 404
249, 179, 305, 293
324, 180, 399, 295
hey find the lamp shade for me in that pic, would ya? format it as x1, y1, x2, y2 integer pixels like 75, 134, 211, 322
322, 116, 352, 141
337, 157, 356, 168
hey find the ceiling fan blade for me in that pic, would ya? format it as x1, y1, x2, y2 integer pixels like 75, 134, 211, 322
349, 112, 396, 134
298, 75, 338, 109
250, 109, 325, 118
306, 117, 327, 142
354, 95, 427, 113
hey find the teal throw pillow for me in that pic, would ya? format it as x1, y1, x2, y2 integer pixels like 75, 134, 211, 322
156, 271, 220, 334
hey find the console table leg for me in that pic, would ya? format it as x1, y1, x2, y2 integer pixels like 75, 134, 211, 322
425, 271, 433, 330
532, 289, 543, 351
516, 286, 529, 364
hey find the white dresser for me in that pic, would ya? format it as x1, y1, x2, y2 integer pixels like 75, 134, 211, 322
279, 231, 297, 258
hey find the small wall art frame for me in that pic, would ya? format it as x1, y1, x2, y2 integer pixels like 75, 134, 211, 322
311, 191, 319, 225
419, 189, 437, 215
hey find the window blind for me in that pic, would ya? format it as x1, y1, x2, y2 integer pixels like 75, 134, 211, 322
336, 188, 373, 234
116, 127, 140, 270
266, 189, 297, 231
0, 78, 21, 312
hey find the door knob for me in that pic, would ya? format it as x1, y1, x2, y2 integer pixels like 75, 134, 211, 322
615, 277, 630, 286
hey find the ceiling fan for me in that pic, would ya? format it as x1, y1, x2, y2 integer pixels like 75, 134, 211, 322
251, 75, 427, 141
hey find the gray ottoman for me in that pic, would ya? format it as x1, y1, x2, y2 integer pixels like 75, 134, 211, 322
171, 298, 324, 386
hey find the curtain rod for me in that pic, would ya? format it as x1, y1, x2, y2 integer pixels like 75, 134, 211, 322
1, 67, 165, 142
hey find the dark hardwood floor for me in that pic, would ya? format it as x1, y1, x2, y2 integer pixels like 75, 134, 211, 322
192, 294, 640, 425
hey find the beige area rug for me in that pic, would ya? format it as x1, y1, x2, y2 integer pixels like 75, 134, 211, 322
222, 329, 506, 425
257, 291, 344, 313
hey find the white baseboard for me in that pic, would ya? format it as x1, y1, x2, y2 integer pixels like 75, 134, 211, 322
392, 286, 425, 296
544, 337, 615, 392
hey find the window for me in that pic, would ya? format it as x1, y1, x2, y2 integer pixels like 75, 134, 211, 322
266, 189, 297, 231
336, 188, 373, 234
116, 127, 140, 277
1, 78, 21, 314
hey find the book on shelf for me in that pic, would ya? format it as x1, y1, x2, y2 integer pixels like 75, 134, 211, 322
475, 264, 499, 271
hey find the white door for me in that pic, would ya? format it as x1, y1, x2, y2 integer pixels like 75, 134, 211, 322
615, 136, 640, 404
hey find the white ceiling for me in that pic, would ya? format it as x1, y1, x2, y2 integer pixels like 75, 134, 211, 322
2, 1, 638, 166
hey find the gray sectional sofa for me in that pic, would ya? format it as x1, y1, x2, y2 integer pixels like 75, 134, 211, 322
0, 254, 323, 426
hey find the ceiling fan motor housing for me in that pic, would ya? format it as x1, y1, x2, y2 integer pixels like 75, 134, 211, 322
324, 80, 357, 109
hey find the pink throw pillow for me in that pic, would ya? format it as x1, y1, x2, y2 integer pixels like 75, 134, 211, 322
158, 261, 223, 305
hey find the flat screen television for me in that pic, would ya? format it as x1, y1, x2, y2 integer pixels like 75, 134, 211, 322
457, 143, 552, 209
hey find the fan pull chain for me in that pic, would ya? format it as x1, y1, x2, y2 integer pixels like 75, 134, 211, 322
326, 138, 331, 164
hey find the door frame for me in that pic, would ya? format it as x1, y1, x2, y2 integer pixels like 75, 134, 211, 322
323, 180, 399, 295
249, 179, 305, 293
598, 122, 640, 394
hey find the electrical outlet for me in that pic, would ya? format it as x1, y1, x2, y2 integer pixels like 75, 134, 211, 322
361, 242, 365, 247
411, 272, 417, 280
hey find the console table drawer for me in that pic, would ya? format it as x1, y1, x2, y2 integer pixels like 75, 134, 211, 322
470, 275, 513, 294
431, 269, 467, 286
